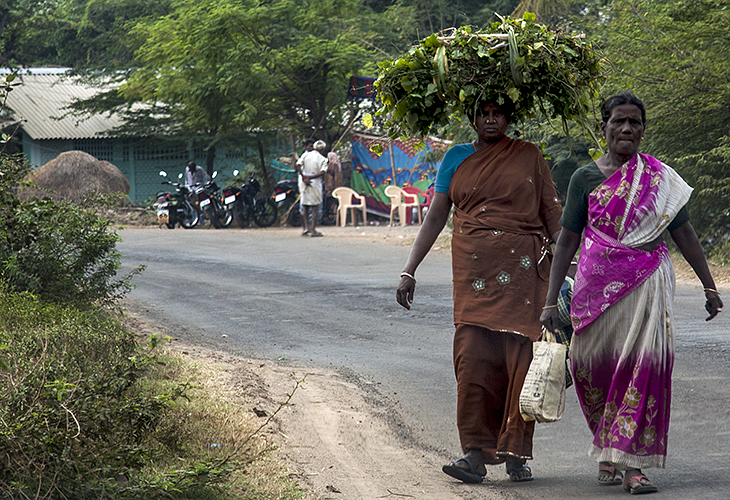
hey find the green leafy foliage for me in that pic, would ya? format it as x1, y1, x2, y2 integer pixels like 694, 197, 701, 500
67, 0, 385, 174
675, 136, 730, 257
0, 294, 162, 498
374, 13, 606, 140
0, 292, 296, 499
574, 0, 730, 247
0, 154, 143, 308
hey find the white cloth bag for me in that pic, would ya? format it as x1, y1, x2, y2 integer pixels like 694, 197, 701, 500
519, 329, 567, 423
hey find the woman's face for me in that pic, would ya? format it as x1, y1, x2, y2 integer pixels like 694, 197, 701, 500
602, 104, 644, 157
472, 102, 509, 142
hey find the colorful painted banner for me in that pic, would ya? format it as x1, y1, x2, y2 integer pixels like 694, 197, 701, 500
350, 131, 451, 216
347, 76, 376, 100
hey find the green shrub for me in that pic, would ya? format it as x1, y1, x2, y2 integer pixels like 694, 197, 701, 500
0, 291, 302, 500
0, 292, 164, 497
0, 154, 143, 308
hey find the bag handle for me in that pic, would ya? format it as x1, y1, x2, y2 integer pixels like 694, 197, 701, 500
540, 327, 556, 343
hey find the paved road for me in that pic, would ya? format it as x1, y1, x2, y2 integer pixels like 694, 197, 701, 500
118, 226, 730, 500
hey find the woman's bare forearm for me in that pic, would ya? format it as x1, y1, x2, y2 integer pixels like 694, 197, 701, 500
402, 193, 451, 275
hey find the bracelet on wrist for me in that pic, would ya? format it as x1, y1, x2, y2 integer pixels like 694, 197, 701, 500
542, 304, 558, 310
400, 272, 416, 284
704, 288, 720, 294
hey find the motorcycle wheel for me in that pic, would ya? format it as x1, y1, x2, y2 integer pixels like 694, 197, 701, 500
219, 206, 233, 228
233, 200, 251, 228
252, 197, 277, 227
287, 200, 301, 227
204, 204, 221, 228
180, 203, 199, 229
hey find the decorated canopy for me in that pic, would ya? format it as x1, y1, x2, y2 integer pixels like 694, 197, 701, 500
350, 131, 450, 216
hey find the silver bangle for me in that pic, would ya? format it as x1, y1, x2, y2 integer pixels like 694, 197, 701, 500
400, 272, 416, 284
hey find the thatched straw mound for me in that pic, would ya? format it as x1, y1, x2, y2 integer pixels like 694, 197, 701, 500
19, 151, 130, 204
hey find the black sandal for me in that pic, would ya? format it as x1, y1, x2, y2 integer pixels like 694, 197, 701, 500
442, 457, 485, 483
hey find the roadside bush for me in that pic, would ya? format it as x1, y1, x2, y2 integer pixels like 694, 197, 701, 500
0, 153, 142, 308
0, 291, 161, 497
0, 291, 302, 500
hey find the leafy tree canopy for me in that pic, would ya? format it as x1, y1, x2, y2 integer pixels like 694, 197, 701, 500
573, 0, 730, 245
0, 0, 171, 69
71, 0, 406, 165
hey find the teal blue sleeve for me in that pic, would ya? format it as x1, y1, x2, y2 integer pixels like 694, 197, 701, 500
434, 144, 475, 194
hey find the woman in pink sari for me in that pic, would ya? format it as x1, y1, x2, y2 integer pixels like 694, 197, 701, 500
541, 92, 723, 495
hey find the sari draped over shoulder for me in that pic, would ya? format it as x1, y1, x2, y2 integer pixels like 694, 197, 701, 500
569, 153, 693, 469
571, 154, 693, 334
448, 136, 562, 341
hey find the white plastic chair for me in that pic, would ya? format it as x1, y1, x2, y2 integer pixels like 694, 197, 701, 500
385, 185, 421, 226
332, 187, 367, 227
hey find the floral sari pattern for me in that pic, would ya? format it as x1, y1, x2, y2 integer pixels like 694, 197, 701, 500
573, 350, 671, 467
571, 154, 678, 334
569, 154, 692, 469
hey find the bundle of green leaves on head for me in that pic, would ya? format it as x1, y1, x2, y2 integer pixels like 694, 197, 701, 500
374, 13, 605, 143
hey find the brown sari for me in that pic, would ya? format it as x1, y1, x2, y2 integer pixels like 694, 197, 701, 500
448, 136, 562, 340
447, 136, 562, 463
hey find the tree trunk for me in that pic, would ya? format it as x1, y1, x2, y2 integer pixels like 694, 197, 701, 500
257, 137, 272, 194
206, 146, 216, 177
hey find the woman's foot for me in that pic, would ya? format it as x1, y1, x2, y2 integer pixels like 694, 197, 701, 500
598, 462, 623, 485
441, 449, 486, 483
506, 459, 533, 482
622, 469, 658, 494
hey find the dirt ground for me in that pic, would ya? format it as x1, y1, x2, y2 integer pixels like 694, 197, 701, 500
123, 303, 501, 500
118, 213, 729, 500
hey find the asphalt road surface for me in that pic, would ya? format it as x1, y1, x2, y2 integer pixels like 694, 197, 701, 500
118, 226, 730, 500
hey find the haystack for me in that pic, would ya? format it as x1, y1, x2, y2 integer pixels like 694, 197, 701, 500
19, 151, 130, 204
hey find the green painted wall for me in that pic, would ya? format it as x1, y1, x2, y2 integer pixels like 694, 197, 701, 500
22, 133, 291, 205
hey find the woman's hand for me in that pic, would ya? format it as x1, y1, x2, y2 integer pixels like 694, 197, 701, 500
396, 275, 416, 310
540, 306, 561, 334
704, 290, 723, 321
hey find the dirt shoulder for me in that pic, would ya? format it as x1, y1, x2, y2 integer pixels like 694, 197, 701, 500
123, 301, 504, 500
120, 222, 727, 500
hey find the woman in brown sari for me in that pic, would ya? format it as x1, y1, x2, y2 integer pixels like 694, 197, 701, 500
396, 100, 562, 483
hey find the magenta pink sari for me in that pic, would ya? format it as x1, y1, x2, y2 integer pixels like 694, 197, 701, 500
569, 154, 692, 469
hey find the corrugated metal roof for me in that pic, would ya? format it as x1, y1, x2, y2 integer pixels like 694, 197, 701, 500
4, 71, 126, 140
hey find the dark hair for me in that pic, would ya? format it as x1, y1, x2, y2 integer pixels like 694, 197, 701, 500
475, 97, 515, 122
303, 138, 315, 146
601, 92, 646, 128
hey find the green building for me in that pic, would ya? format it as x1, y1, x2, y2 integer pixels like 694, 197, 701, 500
3, 68, 293, 204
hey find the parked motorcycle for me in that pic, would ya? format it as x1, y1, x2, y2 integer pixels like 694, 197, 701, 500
271, 179, 300, 226
271, 179, 339, 227
223, 172, 277, 228
193, 171, 232, 229
155, 171, 199, 229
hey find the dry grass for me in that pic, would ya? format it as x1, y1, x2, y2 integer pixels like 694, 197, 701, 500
19, 150, 130, 204
671, 251, 730, 285
130, 328, 304, 499
103, 206, 158, 226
